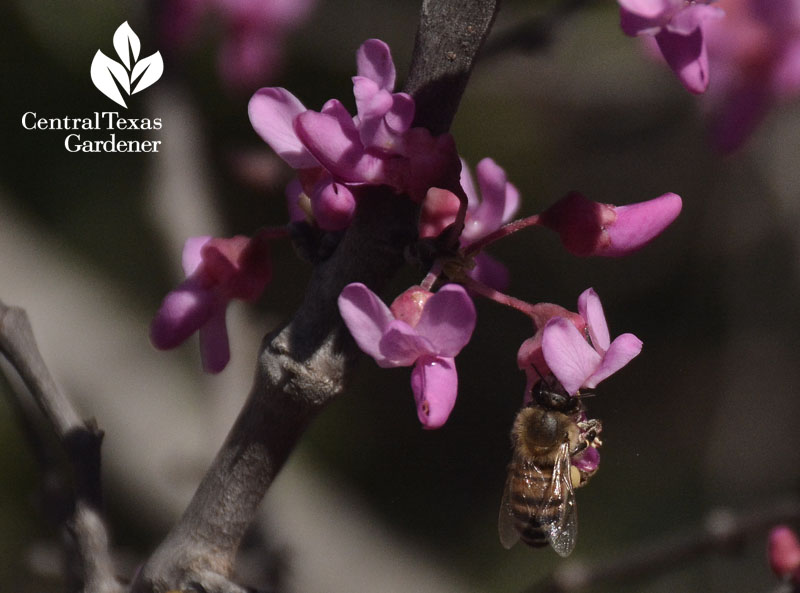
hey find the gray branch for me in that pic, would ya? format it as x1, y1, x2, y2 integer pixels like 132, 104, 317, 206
405, 0, 500, 135
0, 301, 122, 593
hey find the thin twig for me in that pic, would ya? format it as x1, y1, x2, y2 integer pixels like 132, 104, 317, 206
525, 499, 800, 593
0, 300, 122, 593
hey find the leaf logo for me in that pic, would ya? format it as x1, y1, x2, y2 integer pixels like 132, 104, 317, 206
90, 22, 163, 108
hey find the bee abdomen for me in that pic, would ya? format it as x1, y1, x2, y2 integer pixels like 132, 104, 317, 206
507, 467, 564, 547
519, 526, 549, 548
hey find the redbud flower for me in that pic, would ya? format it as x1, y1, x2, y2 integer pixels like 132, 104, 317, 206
768, 526, 800, 581
161, 0, 314, 90
151, 233, 272, 373
618, 0, 724, 93
249, 39, 461, 230
518, 288, 642, 396
539, 191, 682, 257
419, 158, 520, 289
703, 0, 800, 152
338, 283, 477, 429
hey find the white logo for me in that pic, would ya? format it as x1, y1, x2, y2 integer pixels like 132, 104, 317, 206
90, 22, 163, 108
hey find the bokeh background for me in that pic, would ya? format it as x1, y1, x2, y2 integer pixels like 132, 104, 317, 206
1, 1, 799, 592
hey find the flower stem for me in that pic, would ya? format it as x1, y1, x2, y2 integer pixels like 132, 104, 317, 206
420, 259, 444, 291
459, 274, 538, 321
464, 213, 541, 256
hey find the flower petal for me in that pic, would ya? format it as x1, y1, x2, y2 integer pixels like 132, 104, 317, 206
584, 333, 643, 388
502, 181, 521, 224
379, 320, 434, 367
338, 283, 395, 363
310, 179, 356, 231
605, 192, 682, 256
541, 318, 601, 395
182, 236, 212, 276
410, 356, 458, 429
414, 284, 476, 357
285, 178, 308, 223
655, 27, 710, 94
459, 158, 479, 210
248, 87, 319, 168
666, 3, 723, 36
769, 526, 800, 577
150, 277, 217, 349
618, 0, 680, 20
577, 288, 610, 353
199, 305, 230, 373
462, 158, 508, 242
295, 107, 387, 183
356, 38, 396, 91
468, 252, 510, 293
418, 188, 460, 238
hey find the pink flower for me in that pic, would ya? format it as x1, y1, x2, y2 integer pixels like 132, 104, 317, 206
150, 232, 272, 373
419, 158, 520, 289
539, 191, 682, 257
702, 0, 800, 152
338, 283, 477, 429
518, 288, 642, 396
161, 0, 314, 90
768, 526, 800, 581
248, 39, 461, 230
619, 0, 724, 93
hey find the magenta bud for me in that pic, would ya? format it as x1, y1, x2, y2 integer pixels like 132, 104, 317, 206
768, 526, 800, 578
310, 180, 356, 231
540, 191, 681, 257
389, 286, 433, 327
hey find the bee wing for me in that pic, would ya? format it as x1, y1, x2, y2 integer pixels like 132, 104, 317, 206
543, 441, 578, 557
498, 471, 521, 549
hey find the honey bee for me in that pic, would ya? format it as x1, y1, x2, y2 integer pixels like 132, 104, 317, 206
498, 379, 602, 557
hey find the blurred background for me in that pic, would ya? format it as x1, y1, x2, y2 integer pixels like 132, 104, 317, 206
1, 1, 799, 592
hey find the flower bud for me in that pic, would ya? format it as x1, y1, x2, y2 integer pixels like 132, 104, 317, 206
768, 526, 800, 578
540, 191, 682, 257
390, 286, 433, 327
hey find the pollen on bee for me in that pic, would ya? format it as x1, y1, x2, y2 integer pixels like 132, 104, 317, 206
570, 465, 581, 488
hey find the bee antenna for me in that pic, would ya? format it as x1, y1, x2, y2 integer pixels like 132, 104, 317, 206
572, 390, 597, 399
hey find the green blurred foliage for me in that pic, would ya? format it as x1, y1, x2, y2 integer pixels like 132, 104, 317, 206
1, 0, 799, 592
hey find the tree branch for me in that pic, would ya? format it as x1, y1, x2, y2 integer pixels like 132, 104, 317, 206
0, 300, 122, 593
526, 498, 800, 593
132, 1, 500, 591
405, 0, 500, 134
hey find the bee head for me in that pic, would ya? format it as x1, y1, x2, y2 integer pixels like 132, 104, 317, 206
532, 379, 577, 412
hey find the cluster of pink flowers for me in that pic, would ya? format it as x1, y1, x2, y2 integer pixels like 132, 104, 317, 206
248, 39, 460, 231
619, 0, 800, 151
703, 0, 800, 152
150, 39, 684, 444
618, 0, 724, 93
419, 158, 520, 290
150, 231, 274, 373
338, 151, 681, 428
161, 0, 315, 90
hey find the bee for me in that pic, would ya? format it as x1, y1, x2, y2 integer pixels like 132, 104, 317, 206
498, 378, 602, 557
